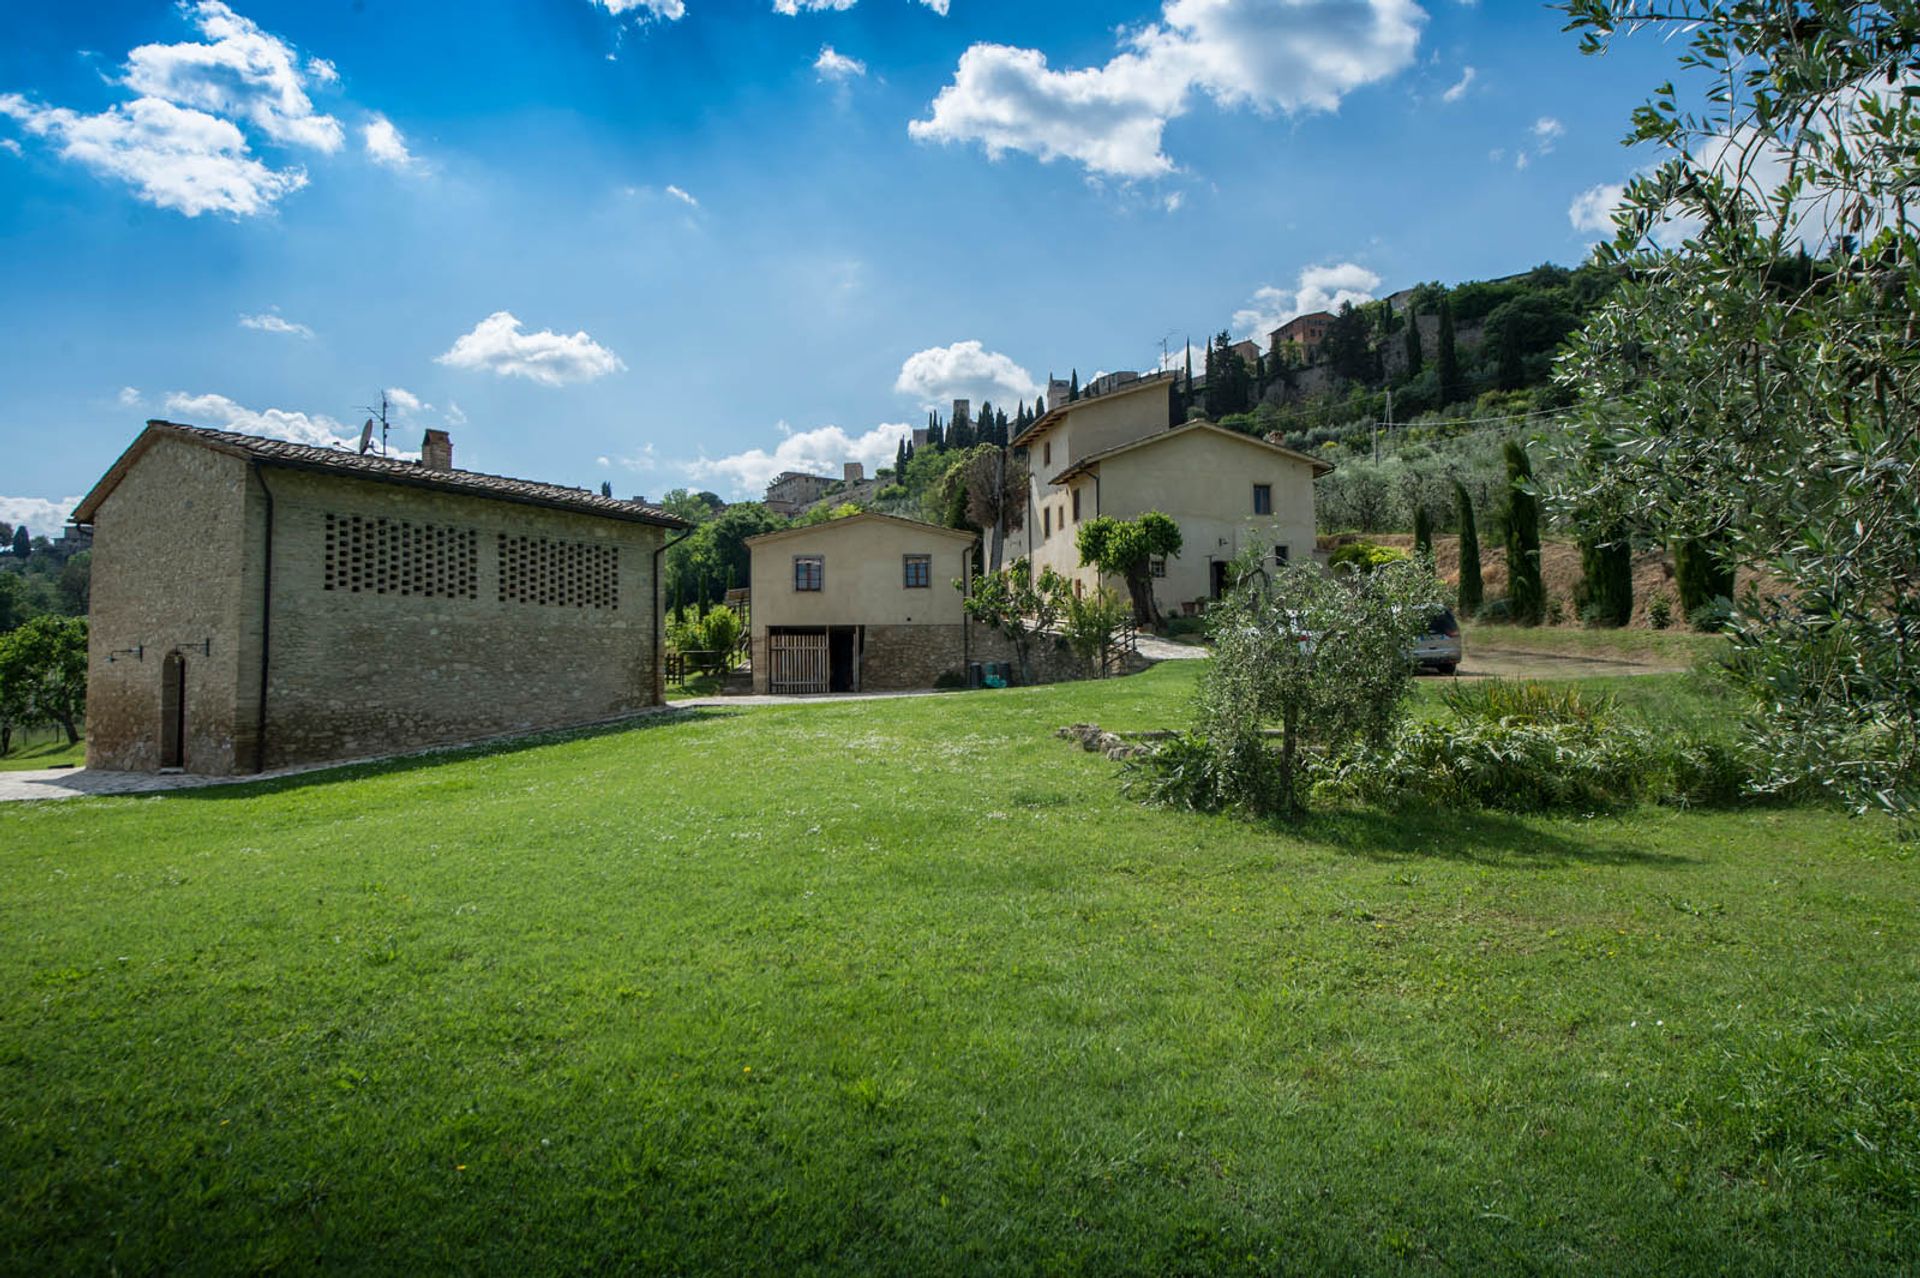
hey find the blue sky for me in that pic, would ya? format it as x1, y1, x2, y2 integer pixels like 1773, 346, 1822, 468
0, 0, 1673, 528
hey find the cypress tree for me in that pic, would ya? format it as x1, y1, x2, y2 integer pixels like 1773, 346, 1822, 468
1437, 297, 1462, 405
1404, 310, 1422, 376
1503, 440, 1543, 624
1455, 480, 1483, 614
1673, 539, 1736, 626
1496, 316, 1526, 391
1413, 503, 1433, 559
11, 525, 29, 560
1579, 533, 1634, 627
895, 437, 908, 475
1069, 369, 1079, 402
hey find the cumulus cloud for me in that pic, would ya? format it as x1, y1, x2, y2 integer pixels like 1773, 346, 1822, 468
239, 310, 313, 337
163, 391, 364, 450
686, 422, 912, 497
362, 113, 416, 170
437, 311, 626, 387
894, 341, 1042, 408
1514, 115, 1563, 170
815, 45, 867, 81
1567, 181, 1626, 236
919, 0, 951, 11
775, 0, 857, 11
1441, 65, 1475, 103
0, 2, 414, 216
0, 138, 22, 157
118, 386, 144, 407
911, 0, 1425, 179
0, 93, 306, 217
1231, 261, 1381, 340
123, 1, 343, 152
665, 183, 698, 207
0, 496, 84, 534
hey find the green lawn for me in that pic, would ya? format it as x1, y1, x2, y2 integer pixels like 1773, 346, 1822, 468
0, 733, 84, 771
2, 665, 1914, 1274
1467, 622, 1727, 667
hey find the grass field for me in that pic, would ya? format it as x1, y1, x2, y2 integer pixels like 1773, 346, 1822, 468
2, 665, 1915, 1274
0, 731, 84, 772
1466, 622, 1726, 668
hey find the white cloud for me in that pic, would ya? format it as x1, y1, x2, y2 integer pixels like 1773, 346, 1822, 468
437, 311, 626, 387
775, 0, 857, 12
665, 183, 698, 207
1567, 181, 1626, 236
894, 340, 1041, 408
306, 57, 339, 85
1441, 65, 1474, 103
815, 45, 867, 81
239, 310, 314, 337
0, 138, 22, 157
163, 391, 364, 451
0, 496, 83, 534
118, 386, 143, 407
384, 387, 425, 413
919, 0, 951, 11
123, 1, 343, 153
1533, 115, 1564, 143
1231, 261, 1381, 341
362, 113, 416, 170
593, 0, 686, 19
0, 93, 306, 217
911, 0, 1425, 179
686, 422, 911, 498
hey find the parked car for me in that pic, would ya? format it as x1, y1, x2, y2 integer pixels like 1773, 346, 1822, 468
1412, 605, 1462, 674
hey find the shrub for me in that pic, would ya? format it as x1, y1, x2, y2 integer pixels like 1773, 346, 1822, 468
1476, 597, 1514, 624
932, 669, 968, 691
1546, 596, 1566, 626
1328, 540, 1409, 575
1312, 717, 1763, 814
695, 606, 743, 674
1119, 732, 1224, 811
1648, 591, 1674, 630
1440, 678, 1616, 727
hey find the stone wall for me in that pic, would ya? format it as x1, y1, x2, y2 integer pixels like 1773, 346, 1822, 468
750, 620, 1097, 694
257, 470, 666, 769
86, 437, 256, 774
86, 441, 670, 774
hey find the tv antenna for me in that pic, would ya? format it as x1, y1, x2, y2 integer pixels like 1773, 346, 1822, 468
359, 392, 392, 457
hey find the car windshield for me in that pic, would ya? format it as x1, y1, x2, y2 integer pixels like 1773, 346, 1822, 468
1426, 608, 1457, 635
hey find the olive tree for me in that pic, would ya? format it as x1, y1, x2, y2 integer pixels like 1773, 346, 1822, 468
1556, 0, 1920, 816
1189, 551, 1439, 816
1076, 512, 1182, 629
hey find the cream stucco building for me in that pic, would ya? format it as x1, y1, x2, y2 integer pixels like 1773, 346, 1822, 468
745, 513, 979, 694
1007, 376, 1332, 613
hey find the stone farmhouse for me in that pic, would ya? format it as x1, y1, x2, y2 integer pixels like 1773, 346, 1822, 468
1007, 373, 1332, 614
745, 513, 978, 694
73, 421, 688, 775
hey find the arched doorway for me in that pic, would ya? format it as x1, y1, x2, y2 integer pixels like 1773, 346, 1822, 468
160, 651, 187, 771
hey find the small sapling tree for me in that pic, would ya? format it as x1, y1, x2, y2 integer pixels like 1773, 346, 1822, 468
961, 559, 1069, 686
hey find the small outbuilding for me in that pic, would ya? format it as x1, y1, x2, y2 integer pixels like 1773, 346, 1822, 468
73, 421, 689, 775
745, 513, 978, 694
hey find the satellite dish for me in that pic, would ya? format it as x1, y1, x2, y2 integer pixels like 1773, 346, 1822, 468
358, 418, 375, 454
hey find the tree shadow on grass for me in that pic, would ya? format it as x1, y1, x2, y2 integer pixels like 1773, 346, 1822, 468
1283, 805, 1699, 870
164, 707, 743, 802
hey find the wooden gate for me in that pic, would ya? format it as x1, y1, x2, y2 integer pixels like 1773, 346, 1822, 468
769, 630, 829, 694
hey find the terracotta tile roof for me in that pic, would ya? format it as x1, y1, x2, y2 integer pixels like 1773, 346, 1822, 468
73, 421, 690, 529
1047, 420, 1335, 484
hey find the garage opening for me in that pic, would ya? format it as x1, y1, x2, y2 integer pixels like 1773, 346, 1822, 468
768, 627, 862, 694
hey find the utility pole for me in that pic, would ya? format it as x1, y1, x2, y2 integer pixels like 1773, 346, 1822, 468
1376, 388, 1393, 464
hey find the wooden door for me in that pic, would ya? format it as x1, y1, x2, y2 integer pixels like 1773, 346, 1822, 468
160, 651, 187, 770
769, 630, 829, 694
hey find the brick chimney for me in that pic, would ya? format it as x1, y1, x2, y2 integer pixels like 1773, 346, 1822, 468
420, 430, 453, 471
843, 462, 864, 483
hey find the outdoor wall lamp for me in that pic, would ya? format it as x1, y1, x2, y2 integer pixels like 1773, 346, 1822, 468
107, 645, 145, 664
